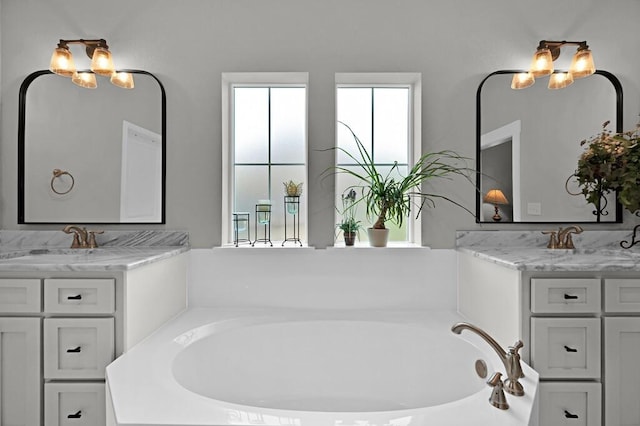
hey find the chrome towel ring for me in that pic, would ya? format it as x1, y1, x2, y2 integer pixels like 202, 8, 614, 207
51, 169, 75, 195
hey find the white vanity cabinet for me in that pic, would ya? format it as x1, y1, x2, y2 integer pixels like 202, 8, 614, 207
0, 252, 188, 426
603, 279, 640, 426
458, 252, 640, 426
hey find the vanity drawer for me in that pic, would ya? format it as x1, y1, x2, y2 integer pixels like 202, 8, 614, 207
0, 278, 41, 313
44, 382, 105, 426
604, 278, 640, 312
531, 317, 601, 379
44, 278, 115, 314
43, 317, 114, 379
531, 278, 601, 313
538, 382, 601, 426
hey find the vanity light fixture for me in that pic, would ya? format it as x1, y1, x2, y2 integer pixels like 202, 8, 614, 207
548, 71, 574, 90
511, 72, 535, 89
511, 40, 595, 90
110, 71, 135, 89
71, 71, 97, 89
49, 39, 134, 89
483, 189, 509, 222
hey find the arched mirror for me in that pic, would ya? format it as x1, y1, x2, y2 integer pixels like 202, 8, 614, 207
18, 69, 166, 224
476, 69, 623, 223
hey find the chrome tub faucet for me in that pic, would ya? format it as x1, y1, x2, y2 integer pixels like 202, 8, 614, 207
451, 322, 525, 397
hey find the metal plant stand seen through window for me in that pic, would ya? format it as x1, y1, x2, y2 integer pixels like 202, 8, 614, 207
232, 212, 251, 247
282, 196, 302, 246
252, 202, 273, 247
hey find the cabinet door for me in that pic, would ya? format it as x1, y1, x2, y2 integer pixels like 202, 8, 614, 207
0, 317, 41, 426
45, 383, 105, 426
539, 382, 601, 426
44, 317, 114, 379
0, 278, 41, 313
44, 278, 115, 314
531, 317, 601, 379
605, 317, 640, 426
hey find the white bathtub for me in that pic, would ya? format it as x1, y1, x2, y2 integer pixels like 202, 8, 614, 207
106, 308, 538, 426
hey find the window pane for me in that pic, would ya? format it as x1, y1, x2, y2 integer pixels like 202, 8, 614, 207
271, 88, 306, 164
374, 88, 409, 164
234, 165, 269, 216
336, 88, 372, 164
234, 88, 268, 163
270, 165, 306, 242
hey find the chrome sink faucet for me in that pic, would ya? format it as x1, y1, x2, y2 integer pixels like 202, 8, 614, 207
62, 225, 103, 248
451, 322, 525, 396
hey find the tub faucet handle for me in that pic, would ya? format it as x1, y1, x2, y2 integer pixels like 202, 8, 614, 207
504, 340, 525, 395
487, 372, 509, 410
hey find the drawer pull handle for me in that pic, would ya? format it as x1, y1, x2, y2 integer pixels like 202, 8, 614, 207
67, 294, 82, 300
66, 346, 82, 353
564, 345, 578, 353
564, 294, 579, 300
67, 410, 82, 419
564, 410, 579, 419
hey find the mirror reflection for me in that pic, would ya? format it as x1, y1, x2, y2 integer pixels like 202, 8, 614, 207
19, 70, 166, 224
476, 70, 622, 223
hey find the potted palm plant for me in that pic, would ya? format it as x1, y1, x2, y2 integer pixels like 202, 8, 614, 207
326, 122, 474, 247
336, 188, 362, 246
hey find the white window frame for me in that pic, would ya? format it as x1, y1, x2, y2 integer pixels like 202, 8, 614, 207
221, 72, 309, 246
335, 73, 422, 245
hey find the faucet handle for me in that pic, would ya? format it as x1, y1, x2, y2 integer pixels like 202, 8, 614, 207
487, 372, 509, 410
542, 230, 558, 249
509, 340, 524, 354
87, 230, 104, 249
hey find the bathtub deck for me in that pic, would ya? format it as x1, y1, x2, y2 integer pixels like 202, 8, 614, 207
106, 308, 539, 426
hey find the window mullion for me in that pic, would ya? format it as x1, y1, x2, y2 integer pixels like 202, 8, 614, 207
268, 88, 272, 202
371, 87, 375, 163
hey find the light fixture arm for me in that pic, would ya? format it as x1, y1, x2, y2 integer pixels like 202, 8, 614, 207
537, 40, 589, 61
57, 39, 110, 59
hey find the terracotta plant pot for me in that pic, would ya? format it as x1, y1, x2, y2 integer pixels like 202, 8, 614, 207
367, 228, 389, 247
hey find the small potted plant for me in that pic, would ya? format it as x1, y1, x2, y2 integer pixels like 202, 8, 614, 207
324, 122, 474, 247
336, 188, 362, 246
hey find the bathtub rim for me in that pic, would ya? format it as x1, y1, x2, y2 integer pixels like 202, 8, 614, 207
106, 307, 539, 426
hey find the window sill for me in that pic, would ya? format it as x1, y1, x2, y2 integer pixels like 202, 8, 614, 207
329, 241, 428, 249
220, 241, 312, 249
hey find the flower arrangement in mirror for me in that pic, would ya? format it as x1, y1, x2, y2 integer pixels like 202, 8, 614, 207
336, 188, 362, 246
574, 120, 640, 216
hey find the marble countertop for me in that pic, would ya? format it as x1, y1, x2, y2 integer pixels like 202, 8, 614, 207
456, 230, 640, 272
0, 230, 189, 271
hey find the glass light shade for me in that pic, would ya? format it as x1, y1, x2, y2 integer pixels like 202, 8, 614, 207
569, 49, 595, 79
49, 47, 76, 77
529, 48, 554, 78
110, 71, 135, 89
511, 72, 535, 90
90, 47, 115, 76
71, 71, 97, 89
483, 189, 509, 205
548, 72, 574, 90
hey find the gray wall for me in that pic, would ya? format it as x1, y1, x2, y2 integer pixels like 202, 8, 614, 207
1, 0, 639, 248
